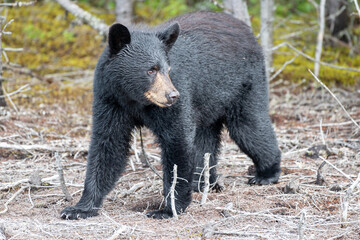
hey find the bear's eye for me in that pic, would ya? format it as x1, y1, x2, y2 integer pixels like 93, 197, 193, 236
147, 69, 157, 76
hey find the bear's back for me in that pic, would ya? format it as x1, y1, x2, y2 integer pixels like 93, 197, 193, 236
161, 11, 261, 57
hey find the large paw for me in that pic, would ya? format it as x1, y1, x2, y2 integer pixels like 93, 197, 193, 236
60, 206, 99, 220
146, 209, 173, 219
212, 182, 224, 192
248, 173, 280, 185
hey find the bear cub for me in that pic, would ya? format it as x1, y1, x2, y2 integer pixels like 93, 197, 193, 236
61, 11, 281, 220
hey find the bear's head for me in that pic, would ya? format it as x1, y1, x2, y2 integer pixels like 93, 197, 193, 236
105, 22, 180, 108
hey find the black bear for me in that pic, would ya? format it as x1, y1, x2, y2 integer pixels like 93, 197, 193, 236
61, 11, 281, 220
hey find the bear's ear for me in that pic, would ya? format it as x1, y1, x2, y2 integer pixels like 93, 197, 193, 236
157, 22, 180, 52
108, 23, 131, 55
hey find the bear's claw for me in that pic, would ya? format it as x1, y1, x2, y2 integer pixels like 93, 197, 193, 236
60, 206, 99, 220
248, 175, 279, 185
146, 209, 173, 219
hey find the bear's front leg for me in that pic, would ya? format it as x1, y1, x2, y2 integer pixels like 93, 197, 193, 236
61, 102, 134, 220
146, 134, 194, 219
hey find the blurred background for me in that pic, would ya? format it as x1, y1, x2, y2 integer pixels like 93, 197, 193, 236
1, 0, 359, 113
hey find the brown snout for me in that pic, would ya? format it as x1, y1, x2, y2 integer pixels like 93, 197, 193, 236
144, 73, 180, 107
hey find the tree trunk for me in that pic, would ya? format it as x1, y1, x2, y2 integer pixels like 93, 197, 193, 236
260, 0, 274, 81
314, 0, 327, 76
0, 17, 6, 107
223, 0, 251, 27
115, 0, 133, 26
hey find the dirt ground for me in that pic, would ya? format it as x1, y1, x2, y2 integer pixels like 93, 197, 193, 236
0, 80, 359, 240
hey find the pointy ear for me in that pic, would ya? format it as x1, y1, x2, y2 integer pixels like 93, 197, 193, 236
156, 22, 180, 52
108, 23, 131, 55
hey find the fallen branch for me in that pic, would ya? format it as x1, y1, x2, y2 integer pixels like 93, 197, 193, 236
272, 42, 360, 73
55, 0, 108, 37
0, 84, 30, 98
0, 175, 60, 192
0, 142, 87, 153
0, 1, 36, 7
2, 85, 18, 113
0, 178, 28, 191
0, 185, 28, 215
309, 119, 360, 127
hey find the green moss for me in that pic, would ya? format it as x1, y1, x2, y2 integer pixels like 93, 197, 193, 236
271, 15, 360, 86
3, 2, 108, 76
2, 2, 359, 88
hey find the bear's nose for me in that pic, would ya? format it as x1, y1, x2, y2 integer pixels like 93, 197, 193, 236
167, 91, 180, 104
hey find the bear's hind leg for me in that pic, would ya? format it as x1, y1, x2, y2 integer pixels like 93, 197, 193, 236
225, 103, 281, 185
192, 121, 223, 192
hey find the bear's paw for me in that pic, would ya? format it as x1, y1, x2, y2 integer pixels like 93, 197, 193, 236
248, 174, 280, 185
146, 209, 173, 219
60, 206, 99, 220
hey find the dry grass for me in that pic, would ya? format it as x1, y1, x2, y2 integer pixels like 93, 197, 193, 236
0, 77, 359, 239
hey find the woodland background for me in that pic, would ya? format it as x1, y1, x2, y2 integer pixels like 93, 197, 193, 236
0, 0, 359, 239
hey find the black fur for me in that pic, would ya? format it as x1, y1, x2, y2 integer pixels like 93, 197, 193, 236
61, 11, 281, 220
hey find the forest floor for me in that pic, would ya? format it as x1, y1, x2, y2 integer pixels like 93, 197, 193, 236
0, 79, 359, 240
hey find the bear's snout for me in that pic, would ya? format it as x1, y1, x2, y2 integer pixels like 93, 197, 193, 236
166, 91, 180, 105
144, 73, 179, 107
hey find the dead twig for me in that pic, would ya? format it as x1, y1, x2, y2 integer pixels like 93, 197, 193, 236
0, 185, 28, 215
298, 210, 306, 240
107, 225, 128, 240
269, 54, 298, 81
272, 42, 360, 73
201, 153, 211, 205
2, 85, 18, 113
0, 178, 28, 191
341, 173, 360, 226
170, 164, 178, 219
319, 157, 353, 182
309, 69, 360, 129
0, 84, 30, 98
55, 152, 72, 201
